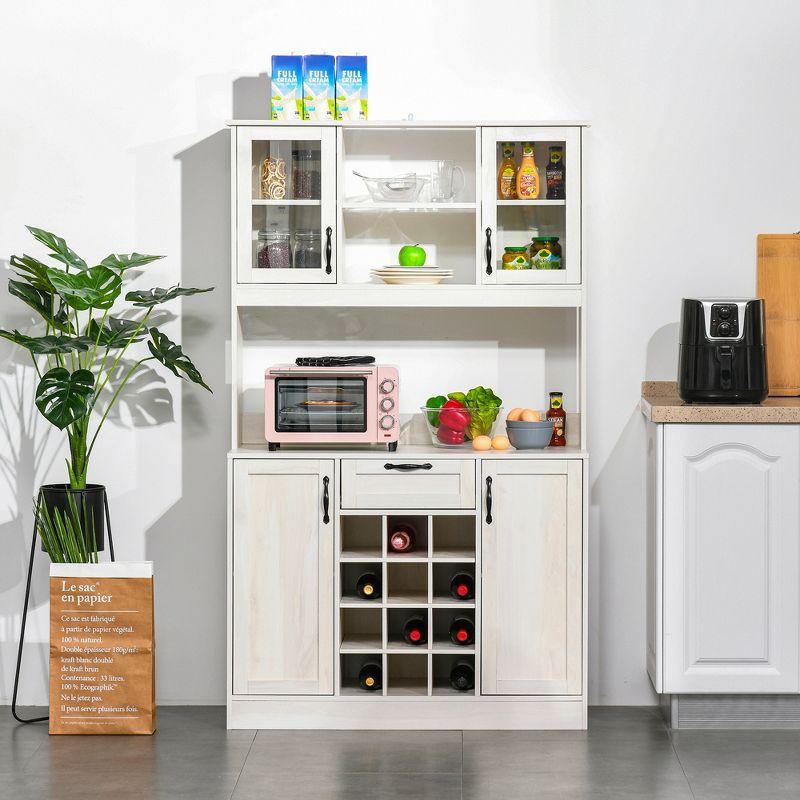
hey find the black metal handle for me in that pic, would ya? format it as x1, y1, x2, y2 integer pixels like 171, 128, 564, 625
384, 463, 433, 472
325, 226, 332, 274
322, 476, 330, 524
485, 227, 493, 275
485, 476, 493, 524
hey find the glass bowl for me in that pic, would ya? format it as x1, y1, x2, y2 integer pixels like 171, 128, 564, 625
420, 405, 504, 448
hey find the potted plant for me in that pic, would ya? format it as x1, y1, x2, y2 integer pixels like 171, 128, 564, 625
2, 226, 212, 561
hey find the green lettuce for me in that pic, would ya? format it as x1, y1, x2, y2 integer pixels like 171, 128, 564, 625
448, 386, 502, 439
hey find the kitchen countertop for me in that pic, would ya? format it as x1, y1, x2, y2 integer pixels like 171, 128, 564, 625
641, 381, 800, 423
228, 444, 588, 459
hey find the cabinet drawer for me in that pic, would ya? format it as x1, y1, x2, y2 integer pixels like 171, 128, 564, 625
341, 459, 476, 509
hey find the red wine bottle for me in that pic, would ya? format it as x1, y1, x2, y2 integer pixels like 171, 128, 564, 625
388, 523, 416, 553
356, 571, 381, 600
449, 659, 475, 691
358, 661, 382, 691
449, 615, 475, 646
402, 614, 427, 645
449, 571, 475, 600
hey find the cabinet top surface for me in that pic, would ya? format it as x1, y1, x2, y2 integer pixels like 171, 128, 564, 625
641, 381, 800, 423
227, 119, 590, 128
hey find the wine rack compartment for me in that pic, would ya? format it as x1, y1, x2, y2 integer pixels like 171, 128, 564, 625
336, 511, 481, 697
432, 654, 476, 697
340, 654, 384, 696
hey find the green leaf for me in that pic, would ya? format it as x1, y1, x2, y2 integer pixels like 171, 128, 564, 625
8, 278, 53, 320
48, 265, 122, 310
0, 330, 94, 354
100, 252, 164, 272
10, 254, 54, 292
87, 317, 146, 348
35, 367, 94, 430
148, 328, 211, 391
125, 284, 213, 308
26, 226, 87, 270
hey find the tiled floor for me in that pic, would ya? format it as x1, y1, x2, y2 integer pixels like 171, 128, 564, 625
3, 706, 800, 799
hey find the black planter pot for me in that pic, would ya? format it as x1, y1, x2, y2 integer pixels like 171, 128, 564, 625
39, 484, 106, 553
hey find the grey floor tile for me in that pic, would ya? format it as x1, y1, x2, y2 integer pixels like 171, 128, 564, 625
247, 730, 462, 774
232, 770, 462, 800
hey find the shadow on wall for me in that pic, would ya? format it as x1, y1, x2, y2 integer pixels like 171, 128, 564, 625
588, 321, 677, 704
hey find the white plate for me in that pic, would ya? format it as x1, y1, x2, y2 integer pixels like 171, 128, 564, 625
371, 268, 453, 275
375, 274, 450, 285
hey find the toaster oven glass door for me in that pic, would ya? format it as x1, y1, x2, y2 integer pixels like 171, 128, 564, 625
275, 377, 367, 433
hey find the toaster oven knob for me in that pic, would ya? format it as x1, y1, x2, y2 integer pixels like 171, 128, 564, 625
379, 415, 395, 430
718, 321, 732, 336
379, 378, 395, 394
718, 306, 732, 319
380, 397, 395, 412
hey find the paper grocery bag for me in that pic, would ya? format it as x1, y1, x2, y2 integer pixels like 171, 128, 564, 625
49, 562, 156, 735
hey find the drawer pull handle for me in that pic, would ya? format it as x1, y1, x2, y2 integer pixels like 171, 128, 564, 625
383, 463, 433, 472
322, 476, 330, 524
485, 476, 493, 524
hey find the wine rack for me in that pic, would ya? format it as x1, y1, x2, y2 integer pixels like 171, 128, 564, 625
336, 512, 478, 698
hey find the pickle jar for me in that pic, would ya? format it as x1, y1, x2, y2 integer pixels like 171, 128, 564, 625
530, 237, 563, 270
502, 246, 530, 270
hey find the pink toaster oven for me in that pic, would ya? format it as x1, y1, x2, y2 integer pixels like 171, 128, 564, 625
265, 364, 399, 451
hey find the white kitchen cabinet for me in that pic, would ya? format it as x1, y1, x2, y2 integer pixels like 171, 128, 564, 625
649, 424, 800, 694
481, 459, 583, 695
236, 126, 337, 284
232, 459, 335, 695
481, 126, 581, 285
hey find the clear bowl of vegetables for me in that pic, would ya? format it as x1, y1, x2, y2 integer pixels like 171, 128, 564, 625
421, 388, 503, 448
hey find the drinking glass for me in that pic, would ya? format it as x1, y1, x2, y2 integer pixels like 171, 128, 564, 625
429, 160, 465, 202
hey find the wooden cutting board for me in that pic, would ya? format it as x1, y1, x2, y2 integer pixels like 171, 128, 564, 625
757, 233, 800, 396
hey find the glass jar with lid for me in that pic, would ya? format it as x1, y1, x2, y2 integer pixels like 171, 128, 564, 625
293, 229, 322, 270
256, 229, 292, 269
530, 237, 563, 270
502, 246, 530, 270
291, 147, 321, 200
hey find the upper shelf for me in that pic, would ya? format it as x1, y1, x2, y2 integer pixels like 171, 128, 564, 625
234, 284, 583, 308
227, 119, 590, 128
341, 202, 477, 212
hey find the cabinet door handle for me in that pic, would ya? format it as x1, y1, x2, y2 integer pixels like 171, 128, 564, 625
485, 227, 493, 275
322, 475, 330, 524
485, 476, 493, 524
325, 226, 332, 275
384, 463, 433, 471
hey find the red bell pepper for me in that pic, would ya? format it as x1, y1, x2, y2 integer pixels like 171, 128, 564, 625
439, 399, 470, 432
437, 423, 466, 445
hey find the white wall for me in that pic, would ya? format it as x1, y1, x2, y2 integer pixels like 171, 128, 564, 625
2, 0, 799, 706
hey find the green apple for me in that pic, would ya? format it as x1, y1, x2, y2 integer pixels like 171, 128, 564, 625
398, 243, 426, 267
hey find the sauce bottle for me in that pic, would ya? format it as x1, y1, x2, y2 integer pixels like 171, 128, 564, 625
545, 145, 565, 199
516, 142, 540, 199
547, 391, 566, 446
497, 143, 517, 199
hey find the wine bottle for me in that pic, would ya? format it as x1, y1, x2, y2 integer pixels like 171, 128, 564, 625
355, 571, 381, 600
449, 571, 475, 600
449, 615, 475, 646
358, 661, 382, 691
449, 659, 475, 691
388, 523, 416, 553
402, 614, 427, 645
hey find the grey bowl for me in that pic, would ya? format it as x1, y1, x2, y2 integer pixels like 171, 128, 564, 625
506, 419, 552, 428
506, 422, 553, 449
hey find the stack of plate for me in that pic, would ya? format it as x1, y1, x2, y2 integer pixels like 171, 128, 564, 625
371, 266, 454, 285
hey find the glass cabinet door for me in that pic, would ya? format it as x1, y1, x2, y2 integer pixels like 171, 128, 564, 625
481, 126, 581, 285
236, 126, 336, 284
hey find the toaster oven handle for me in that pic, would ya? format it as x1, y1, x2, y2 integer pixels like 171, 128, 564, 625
322, 476, 330, 525
268, 369, 374, 376
325, 226, 332, 275
383, 463, 433, 472
717, 345, 733, 391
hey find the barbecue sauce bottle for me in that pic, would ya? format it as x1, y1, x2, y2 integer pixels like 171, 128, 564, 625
547, 391, 566, 447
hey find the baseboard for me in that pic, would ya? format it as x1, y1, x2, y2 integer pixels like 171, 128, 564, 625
670, 694, 800, 729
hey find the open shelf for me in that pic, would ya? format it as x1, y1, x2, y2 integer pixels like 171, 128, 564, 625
341, 202, 477, 212
340, 653, 384, 696
386, 654, 428, 697
386, 515, 429, 559
386, 607, 429, 651
386, 562, 428, 605
433, 608, 475, 652
432, 516, 475, 561
341, 516, 382, 560
341, 562, 383, 605
432, 562, 476, 607
341, 608, 382, 652
432, 654, 475, 697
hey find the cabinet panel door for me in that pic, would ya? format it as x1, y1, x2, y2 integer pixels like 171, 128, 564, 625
235, 126, 336, 284
481, 460, 582, 695
233, 459, 334, 695
481, 126, 581, 285
663, 425, 799, 693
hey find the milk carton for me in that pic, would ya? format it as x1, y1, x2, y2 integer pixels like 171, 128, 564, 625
302, 55, 336, 121
270, 55, 303, 120
335, 55, 368, 121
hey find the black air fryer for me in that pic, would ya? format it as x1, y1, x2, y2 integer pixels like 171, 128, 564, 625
678, 298, 768, 404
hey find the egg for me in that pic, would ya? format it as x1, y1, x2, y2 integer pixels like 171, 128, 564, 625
521, 409, 541, 422
472, 435, 493, 451
492, 435, 510, 450
506, 407, 523, 422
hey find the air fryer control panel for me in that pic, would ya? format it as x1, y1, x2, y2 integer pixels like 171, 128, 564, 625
709, 303, 740, 338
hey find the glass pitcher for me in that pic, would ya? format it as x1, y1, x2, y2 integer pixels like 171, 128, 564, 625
429, 160, 466, 202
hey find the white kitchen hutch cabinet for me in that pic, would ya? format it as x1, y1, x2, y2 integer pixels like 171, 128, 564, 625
646, 423, 800, 697
227, 120, 588, 730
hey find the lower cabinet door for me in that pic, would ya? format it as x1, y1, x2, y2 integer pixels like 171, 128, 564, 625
663, 425, 800, 693
233, 459, 334, 695
481, 460, 582, 695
